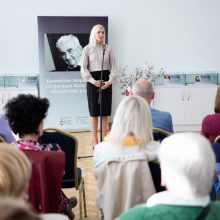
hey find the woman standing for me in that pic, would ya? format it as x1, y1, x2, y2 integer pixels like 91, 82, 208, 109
80, 24, 117, 146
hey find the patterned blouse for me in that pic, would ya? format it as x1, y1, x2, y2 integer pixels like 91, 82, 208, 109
79, 44, 117, 85
11, 139, 61, 151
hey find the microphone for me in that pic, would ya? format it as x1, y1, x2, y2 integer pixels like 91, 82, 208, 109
102, 44, 106, 55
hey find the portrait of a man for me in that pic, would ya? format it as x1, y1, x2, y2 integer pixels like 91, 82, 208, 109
195, 75, 200, 82
45, 33, 89, 72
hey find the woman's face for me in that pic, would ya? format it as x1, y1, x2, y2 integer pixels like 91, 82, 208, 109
96, 27, 105, 44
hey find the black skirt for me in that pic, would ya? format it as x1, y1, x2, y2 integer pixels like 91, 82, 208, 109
87, 70, 112, 117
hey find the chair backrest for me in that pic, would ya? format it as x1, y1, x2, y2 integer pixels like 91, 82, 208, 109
94, 152, 156, 220
153, 128, 172, 142
22, 150, 65, 213
214, 135, 220, 144
40, 128, 79, 188
0, 135, 5, 143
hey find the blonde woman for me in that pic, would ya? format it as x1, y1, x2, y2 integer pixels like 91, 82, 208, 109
80, 24, 117, 146
93, 95, 159, 168
0, 143, 68, 220
0, 143, 31, 198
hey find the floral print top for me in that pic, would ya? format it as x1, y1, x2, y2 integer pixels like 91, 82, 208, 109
12, 139, 61, 152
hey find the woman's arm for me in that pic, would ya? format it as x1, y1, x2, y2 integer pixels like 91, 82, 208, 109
80, 46, 95, 85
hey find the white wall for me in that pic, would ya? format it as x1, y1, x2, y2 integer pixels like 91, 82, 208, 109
1, 0, 220, 116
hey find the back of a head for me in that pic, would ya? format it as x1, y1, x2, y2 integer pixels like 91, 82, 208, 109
89, 24, 105, 47
4, 94, 49, 137
0, 143, 31, 198
132, 79, 154, 100
214, 86, 220, 113
159, 133, 215, 196
108, 96, 153, 149
0, 197, 39, 220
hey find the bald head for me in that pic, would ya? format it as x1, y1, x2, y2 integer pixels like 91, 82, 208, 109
132, 79, 154, 104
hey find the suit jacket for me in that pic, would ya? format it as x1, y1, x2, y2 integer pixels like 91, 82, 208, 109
151, 108, 173, 133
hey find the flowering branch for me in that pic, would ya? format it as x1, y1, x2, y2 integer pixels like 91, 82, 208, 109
115, 63, 165, 95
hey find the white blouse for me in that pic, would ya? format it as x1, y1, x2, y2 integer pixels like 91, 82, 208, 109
79, 44, 117, 85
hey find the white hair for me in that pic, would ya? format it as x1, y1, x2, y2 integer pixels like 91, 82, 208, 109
56, 34, 81, 50
108, 96, 153, 149
159, 132, 215, 196
89, 24, 106, 47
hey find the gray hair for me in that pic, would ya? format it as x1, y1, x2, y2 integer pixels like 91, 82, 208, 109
108, 96, 153, 149
132, 79, 154, 99
56, 34, 81, 50
159, 132, 215, 196
89, 24, 106, 47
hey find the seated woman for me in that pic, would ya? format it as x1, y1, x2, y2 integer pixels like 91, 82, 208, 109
0, 143, 68, 220
94, 96, 159, 168
4, 94, 76, 219
0, 197, 40, 220
94, 96, 160, 209
201, 86, 220, 143
118, 133, 220, 220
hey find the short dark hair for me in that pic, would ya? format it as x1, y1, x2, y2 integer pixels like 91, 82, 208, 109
4, 94, 49, 137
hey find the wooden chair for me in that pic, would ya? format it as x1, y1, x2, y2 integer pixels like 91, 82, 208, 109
40, 128, 87, 219
22, 150, 65, 213
0, 135, 6, 143
153, 128, 172, 142
214, 135, 220, 143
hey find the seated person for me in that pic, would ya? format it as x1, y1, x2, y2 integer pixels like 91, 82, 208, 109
0, 114, 15, 143
118, 133, 220, 220
0, 197, 40, 220
132, 79, 173, 133
94, 96, 159, 167
0, 143, 68, 220
94, 96, 160, 208
4, 94, 76, 219
202, 86, 220, 143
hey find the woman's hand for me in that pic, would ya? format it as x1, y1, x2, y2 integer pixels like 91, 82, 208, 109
101, 81, 111, 90
94, 80, 102, 88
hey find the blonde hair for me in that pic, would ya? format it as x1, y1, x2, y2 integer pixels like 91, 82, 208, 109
214, 86, 220, 113
108, 96, 153, 149
0, 143, 31, 198
0, 197, 40, 220
89, 24, 106, 47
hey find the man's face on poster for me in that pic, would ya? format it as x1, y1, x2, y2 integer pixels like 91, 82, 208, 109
57, 35, 82, 69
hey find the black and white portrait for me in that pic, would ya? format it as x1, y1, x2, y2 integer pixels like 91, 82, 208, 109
44, 33, 89, 72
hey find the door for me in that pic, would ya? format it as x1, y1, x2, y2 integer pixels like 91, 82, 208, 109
186, 86, 217, 125
153, 86, 186, 125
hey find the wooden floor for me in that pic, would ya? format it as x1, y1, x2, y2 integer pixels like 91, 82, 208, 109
63, 131, 99, 220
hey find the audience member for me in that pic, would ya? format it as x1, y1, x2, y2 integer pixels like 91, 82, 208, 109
94, 96, 160, 209
132, 79, 173, 133
0, 143, 68, 220
201, 86, 220, 143
4, 94, 76, 219
0, 197, 40, 220
94, 96, 159, 168
0, 114, 15, 143
118, 133, 220, 220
